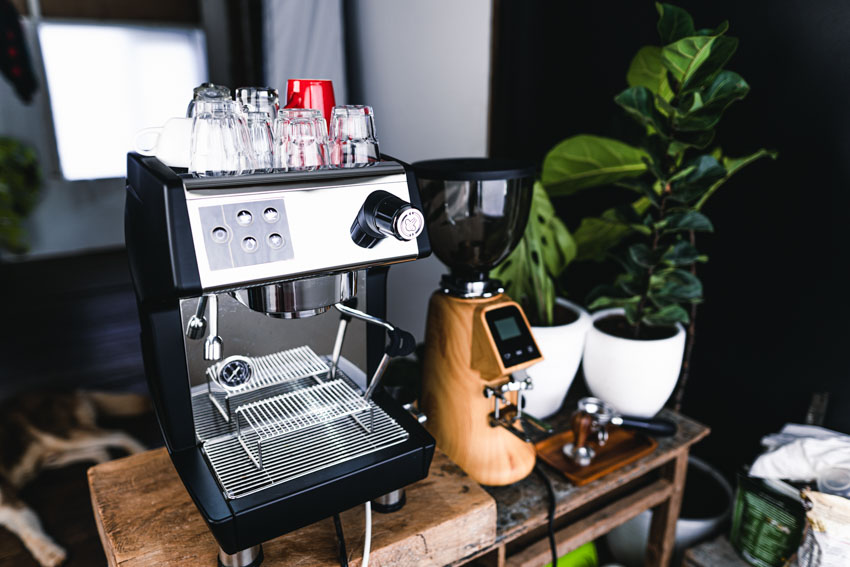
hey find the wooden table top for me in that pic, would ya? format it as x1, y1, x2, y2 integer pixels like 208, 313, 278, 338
484, 409, 710, 544
87, 448, 496, 567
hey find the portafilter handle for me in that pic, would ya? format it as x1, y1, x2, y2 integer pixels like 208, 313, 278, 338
332, 302, 416, 401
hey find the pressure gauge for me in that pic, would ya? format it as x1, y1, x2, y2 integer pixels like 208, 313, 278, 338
216, 355, 253, 389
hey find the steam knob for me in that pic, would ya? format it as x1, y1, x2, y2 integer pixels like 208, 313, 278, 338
351, 190, 424, 248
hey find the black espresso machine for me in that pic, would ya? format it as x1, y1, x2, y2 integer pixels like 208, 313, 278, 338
125, 153, 435, 565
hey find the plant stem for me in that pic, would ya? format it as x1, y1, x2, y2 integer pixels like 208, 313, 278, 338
672, 229, 698, 412
633, 192, 669, 338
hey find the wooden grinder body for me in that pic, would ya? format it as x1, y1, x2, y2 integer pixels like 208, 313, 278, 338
421, 291, 539, 486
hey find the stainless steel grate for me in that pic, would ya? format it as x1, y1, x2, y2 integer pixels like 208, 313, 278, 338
204, 405, 409, 500
235, 380, 373, 468
205, 346, 329, 422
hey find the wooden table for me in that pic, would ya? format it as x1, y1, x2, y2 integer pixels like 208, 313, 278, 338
465, 410, 710, 567
88, 448, 496, 566
88, 410, 707, 567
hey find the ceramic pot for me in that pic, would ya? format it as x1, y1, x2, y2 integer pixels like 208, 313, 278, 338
523, 298, 591, 419
582, 308, 685, 418
605, 456, 734, 567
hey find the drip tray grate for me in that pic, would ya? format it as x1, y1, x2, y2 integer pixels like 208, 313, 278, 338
204, 408, 409, 499
235, 379, 373, 468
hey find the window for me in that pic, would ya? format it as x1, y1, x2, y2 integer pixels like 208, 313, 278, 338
38, 22, 207, 180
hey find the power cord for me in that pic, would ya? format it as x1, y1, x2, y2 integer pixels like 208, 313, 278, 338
534, 463, 559, 567
332, 513, 348, 567
362, 501, 372, 567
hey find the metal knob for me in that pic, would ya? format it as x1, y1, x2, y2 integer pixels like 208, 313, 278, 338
350, 190, 424, 248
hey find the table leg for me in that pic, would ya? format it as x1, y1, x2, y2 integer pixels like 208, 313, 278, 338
645, 450, 689, 567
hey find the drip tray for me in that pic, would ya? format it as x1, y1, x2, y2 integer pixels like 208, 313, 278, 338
204, 409, 408, 499
193, 358, 408, 500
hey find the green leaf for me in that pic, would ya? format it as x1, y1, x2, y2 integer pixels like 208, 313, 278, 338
542, 135, 649, 196
695, 148, 778, 209
672, 128, 716, 150
573, 197, 651, 262
650, 268, 703, 301
669, 155, 726, 203
674, 71, 750, 131
662, 34, 738, 92
643, 303, 690, 326
492, 182, 576, 325
588, 294, 640, 312
626, 46, 674, 102
662, 241, 701, 266
656, 2, 695, 44
615, 86, 670, 137
628, 243, 657, 268
696, 21, 730, 36
662, 210, 715, 232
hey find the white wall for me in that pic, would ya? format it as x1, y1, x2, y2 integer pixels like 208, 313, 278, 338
347, 0, 493, 340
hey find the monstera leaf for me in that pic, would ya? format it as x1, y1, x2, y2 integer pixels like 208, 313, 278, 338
492, 182, 576, 326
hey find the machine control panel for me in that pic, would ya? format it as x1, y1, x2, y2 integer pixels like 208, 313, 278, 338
484, 304, 541, 367
198, 198, 294, 271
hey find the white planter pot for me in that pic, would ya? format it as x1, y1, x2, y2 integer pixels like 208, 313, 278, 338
582, 308, 685, 418
523, 298, 591, 419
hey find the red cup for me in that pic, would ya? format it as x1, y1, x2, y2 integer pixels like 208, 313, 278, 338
285, 79, 336, 129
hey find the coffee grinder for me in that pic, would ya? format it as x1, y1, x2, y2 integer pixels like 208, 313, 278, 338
415, 158, 547, 486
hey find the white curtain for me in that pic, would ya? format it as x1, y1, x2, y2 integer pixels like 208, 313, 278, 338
263, 0, 348, 104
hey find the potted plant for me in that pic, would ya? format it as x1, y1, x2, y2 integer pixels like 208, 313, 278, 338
0, 137, 41, 255
492, 182, 591, 419
538, 3, 775, 416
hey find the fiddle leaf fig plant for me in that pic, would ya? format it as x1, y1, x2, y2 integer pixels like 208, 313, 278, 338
541, 2, 775, 337
0, 137, 41, 254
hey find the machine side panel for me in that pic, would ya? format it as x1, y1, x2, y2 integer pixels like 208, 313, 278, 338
139, 308, 197, 452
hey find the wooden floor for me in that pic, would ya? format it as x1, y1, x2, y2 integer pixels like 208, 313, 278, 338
0, 411, 163, 567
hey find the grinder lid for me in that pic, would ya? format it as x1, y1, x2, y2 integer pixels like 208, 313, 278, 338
412, 157, 535, 181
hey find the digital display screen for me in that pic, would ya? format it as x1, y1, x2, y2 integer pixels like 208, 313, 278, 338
493, 316, 522, 341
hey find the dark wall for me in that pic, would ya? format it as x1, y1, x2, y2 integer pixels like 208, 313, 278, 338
491, 0, 850, 478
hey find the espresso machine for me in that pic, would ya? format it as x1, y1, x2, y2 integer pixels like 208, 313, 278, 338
416, 158, 549, 487
125, 153, 434, 566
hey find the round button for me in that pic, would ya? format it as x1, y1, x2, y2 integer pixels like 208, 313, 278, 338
268, 233, 284, 249
212, 227, 228, 243
263, 207, 279, 223
394, 207, 425, 240
236, 210, 253, 226
241, 236, 258, 252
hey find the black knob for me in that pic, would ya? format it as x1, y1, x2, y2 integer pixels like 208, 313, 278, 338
350, 190, 425, 248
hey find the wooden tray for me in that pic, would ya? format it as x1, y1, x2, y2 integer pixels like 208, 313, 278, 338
535, 427, 657, 486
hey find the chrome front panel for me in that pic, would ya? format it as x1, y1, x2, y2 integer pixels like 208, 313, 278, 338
184, 173, 420, 291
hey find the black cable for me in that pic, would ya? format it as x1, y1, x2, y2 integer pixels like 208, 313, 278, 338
534, 463, 558, 567
332, 513, 349, 567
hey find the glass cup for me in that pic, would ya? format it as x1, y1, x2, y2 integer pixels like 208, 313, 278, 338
189, 100, 254, 177
244, 111, 274, 173
329, 105, 380, 168
186, 83, 231, 118
279, 116, 327, 171
275, 108, 329, 171
235, 86, 280, 119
